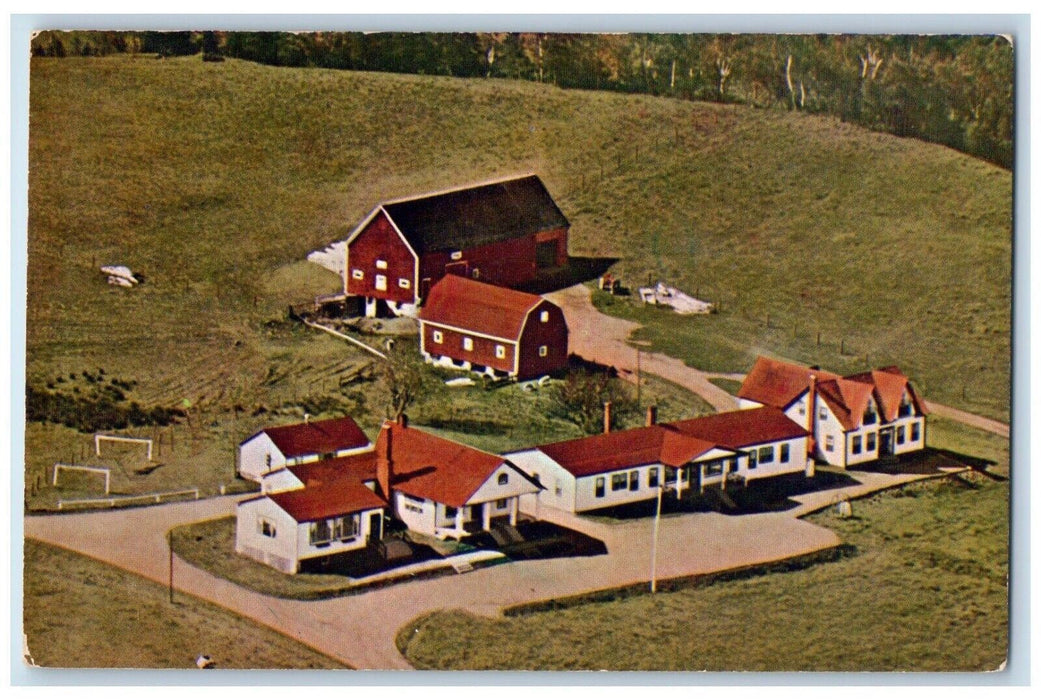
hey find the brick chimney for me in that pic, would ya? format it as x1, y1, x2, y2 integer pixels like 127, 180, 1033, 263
603, 401, 613, 434
807, 374, 818, 458
376, 420, 394, 499
646, 405, 658, 427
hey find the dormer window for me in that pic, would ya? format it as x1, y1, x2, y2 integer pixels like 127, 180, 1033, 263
898, 393, 913, 418
863, 401, 878, 425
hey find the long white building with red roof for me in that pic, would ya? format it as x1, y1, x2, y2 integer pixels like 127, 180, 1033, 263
237, 415, 373, 482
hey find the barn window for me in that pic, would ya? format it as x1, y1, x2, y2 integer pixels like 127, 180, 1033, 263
432, 330, 443, 344
758, 446, 775, 464
867, 432, 877, 451
538, 345, 548, 357
611, 473, 627, 491
398, 278, 411, 289
258, 518, 276, 538
498, 473, 509, 485
351, 269, 364, 280
540, 310, 549, 323
825, 435, 835, 451
495, 345, 506, 359
463, 337, 474, 351
780, 444, 790, 462
595, 477, 605, 498
852, 436, 863, 454
911, 422, 921, 442
472, 268, 480, 279
376, 259, 388, 270
451, 251, 463, 261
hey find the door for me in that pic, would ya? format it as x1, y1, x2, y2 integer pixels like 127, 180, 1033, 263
375, 274, 387, 291
368, 512, 383, 543
879, 428, 895, 457
445, 261, 469, 278
748, 450, 758, 470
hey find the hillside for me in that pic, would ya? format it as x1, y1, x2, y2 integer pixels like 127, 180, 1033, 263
27, 55, 1011, 441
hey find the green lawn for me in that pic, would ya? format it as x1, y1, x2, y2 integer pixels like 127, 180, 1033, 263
22, 538, 347, 668
399, 420, 1009, 671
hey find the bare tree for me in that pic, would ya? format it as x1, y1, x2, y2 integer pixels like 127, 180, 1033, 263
378, 343, 430, 421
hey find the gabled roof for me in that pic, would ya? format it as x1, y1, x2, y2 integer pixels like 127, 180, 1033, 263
844, 367, 929, 422
285, 451, 377, 486
376, 423, 537, 508
267, 478, 387, 524
536, 425, 725, 478
816, 377, 875, 432
667, 407, 808, 449
377, 174, 569, 254
418, 275, 552, 341
737, 356, 839, 408
243, 416, 370, 459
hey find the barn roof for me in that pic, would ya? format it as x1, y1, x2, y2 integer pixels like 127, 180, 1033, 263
536, 425, 726, 478
418, 275, 551, 341
376, 422, 538, 508
267, 478, 387, 524
737, 356, 839, 408
244, 416, 371, 458
667, 407, 808, 449
379, 174, 569, 254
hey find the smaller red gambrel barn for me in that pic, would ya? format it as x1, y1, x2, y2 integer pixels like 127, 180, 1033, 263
418, 275, 568, 380
343, 174, 569, 317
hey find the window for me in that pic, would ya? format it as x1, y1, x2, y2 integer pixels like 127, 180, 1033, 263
497, 473, 509, 485
471, 268, 480, 279
819, 406, 829, 420
611, 473, 627, 491
797, 400, 806, 416
432, 330, 443, 344
375, 274, 387, 291
540, 310, 549, 323
398, 278, 411, 289
332, 515, 358, 541
496, 498, 508, 509
375, 259, 388, 270
911, 422, 921, 442
258, 518, 276, 538
555, 479, 563, 497
538, 345, 548, 357
629, 470, 639, 491
748, 451, 757, 469
595, 477, 606, 498
852, 436, 862, 454
825, 435, 835, 451
705, 460, 724, 476
898, 394, 913, 418
780, 444, 790, 462
648, 467, 659, 488
444, 505, 457, 519
495, 344, 506, 359
867, 432, 877, 451
351, 268, 364, 280
463, 337, 474, 351
758, 446, 775, 464
265, 453, 272, 467
863, 402, 878, 425
896, 426, 906, 445
451, 251, 463, 261
309, 519, 332, 546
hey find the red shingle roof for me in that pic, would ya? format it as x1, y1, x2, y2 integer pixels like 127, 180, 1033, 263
536, 425, 723, 478
737, 356, 838, 408
816, 377, 875, 432
418, 275, 549, 342
667, 407, 808, 449
376, 423, 535, 508
267, 478, 386, 523
285, 451, 377, 486
247, 416, 370, 459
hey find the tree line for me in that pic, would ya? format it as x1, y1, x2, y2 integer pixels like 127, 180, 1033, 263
31, 31, 1013, 168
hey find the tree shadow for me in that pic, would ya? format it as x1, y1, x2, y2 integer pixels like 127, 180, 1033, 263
518, 256, 620, 295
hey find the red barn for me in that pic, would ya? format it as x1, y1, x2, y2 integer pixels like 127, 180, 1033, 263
418, 275, 568, 380
343, 174, 569, 317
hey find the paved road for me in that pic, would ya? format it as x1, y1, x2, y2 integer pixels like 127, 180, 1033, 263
24, 462, 951, 671
547, 284, 1011, 440
545, 285, 738, 412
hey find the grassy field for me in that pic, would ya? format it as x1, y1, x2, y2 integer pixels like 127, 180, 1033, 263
399, 419, 1008, 671
26, 56, 1010, 504
22, 539, 347, 668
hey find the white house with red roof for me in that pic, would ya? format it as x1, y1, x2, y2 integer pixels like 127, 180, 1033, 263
235, 417, 541, 573
738, 356, 928, 468
235, 454, 387, 574
237, 415, 373, 482
418, 275, 568, 380
507, 406, 808, 514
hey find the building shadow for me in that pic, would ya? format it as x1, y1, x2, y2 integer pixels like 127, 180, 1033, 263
852, 447, 1001, 479
519, 256, 620, 295
460, 518, 607, 560
297, 538, 442, 577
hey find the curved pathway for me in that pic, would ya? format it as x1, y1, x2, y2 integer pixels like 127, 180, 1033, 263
547, 284, 1010, 439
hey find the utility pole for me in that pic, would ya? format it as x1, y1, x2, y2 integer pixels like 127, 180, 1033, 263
168, 530, 174, 604
636, 348, 642, 408
650, 483, 663, 593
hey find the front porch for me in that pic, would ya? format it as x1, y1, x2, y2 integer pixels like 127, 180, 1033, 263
432, 496, 521, 540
